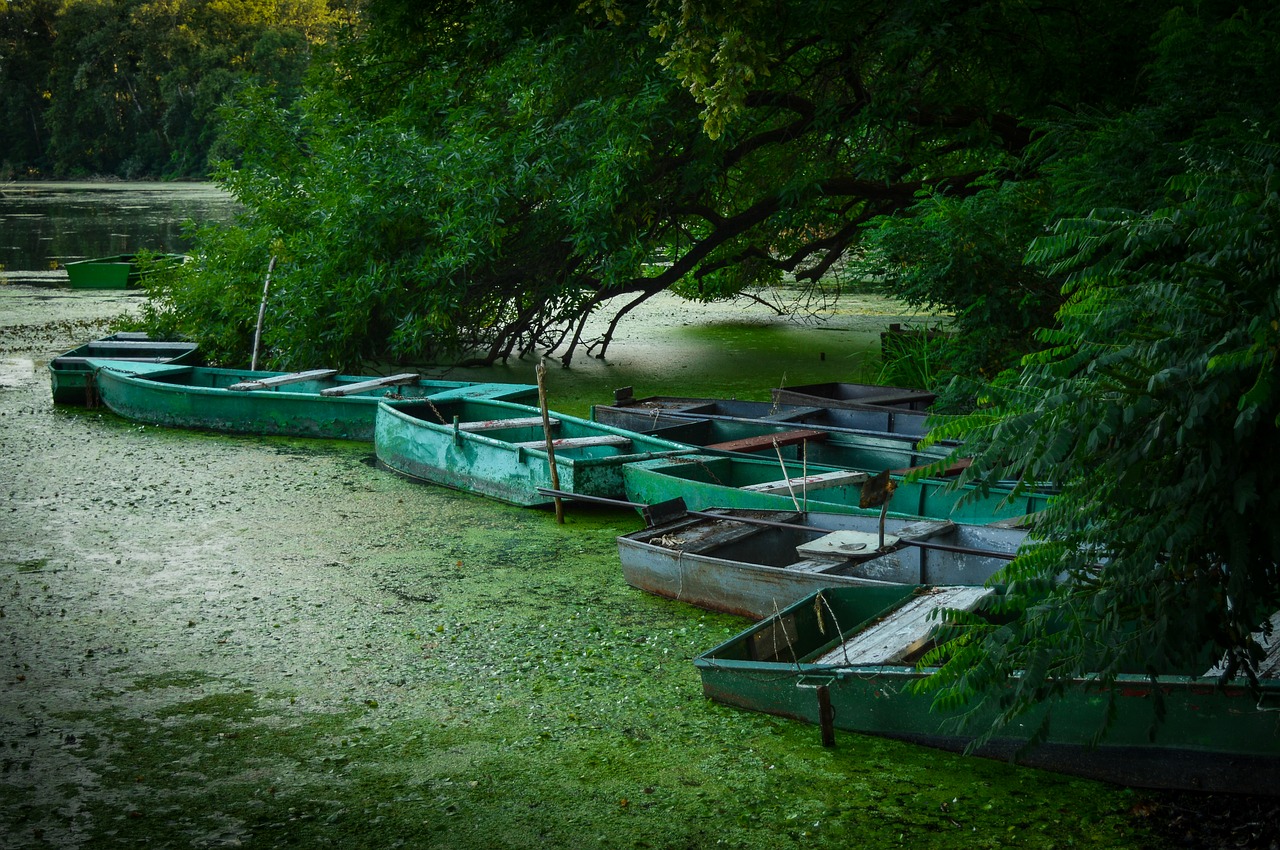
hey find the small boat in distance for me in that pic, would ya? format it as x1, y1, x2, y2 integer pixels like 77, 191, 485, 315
695, 584, 1280, 794
617, 507, 1026, 619
50, 333, 199, 405
88, 360, 537, 440
63, 253, 185, 289
375, 398, 694, 507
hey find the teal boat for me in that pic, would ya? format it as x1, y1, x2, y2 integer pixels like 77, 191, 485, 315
88, 360, 537, 440
622, 453, 1047, 525
50, 333, 199, 405
63, 253, 184, 289
695, 584, 1280, 794
375, 397, 695, 507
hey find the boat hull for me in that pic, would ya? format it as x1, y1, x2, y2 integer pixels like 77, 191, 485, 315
618, 509, 1024, 619
50, 333, 199, 405
771, 381, 936, 412
622, 454, 1047, 526
375, 398, 695, 506
594, 394, 936, 440
89, 362, 536, 440
64, 253, 183, 289
695, 585, 1280, 794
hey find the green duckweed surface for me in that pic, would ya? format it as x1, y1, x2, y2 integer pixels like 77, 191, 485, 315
0, 286, 1161, 849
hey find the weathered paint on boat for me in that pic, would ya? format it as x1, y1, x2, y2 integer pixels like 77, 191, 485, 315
88, 361, 537, 440
374, 398, 695, 507
621, 454, 1047, 525
618, 508, 1025, 619
772, 381, 936, 412
595, 392, 937, 440
63, 253, 184, 289
50, 333, 199, 405
594, 406, 952, 473
694, 585, 1280, 794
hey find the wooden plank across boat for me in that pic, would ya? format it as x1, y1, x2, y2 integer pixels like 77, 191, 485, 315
594, 388, 939, 441
49, 333, 200, 405
617, 508, 1026, 619
694, 584, 1280, 795
374, 397, 696, 507
621, 453, 1048, 526
87, 360, 538, 440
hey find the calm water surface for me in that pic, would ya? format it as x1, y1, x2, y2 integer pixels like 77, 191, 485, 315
0, 181, 238, 286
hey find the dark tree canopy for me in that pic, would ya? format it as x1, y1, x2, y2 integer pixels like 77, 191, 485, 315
146, 0, 1163, 370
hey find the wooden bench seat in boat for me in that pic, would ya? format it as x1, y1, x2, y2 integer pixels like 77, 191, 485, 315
228, 368, 339, 391
62, 356, 178, 365
319, 373, 419, 396
742, 469, 869, 496
511, 435, 632, 451
889, 457, 973, 478
459, 416, 556, 432
704, 428, 829, 454
646, 516, 775, 555
811, 585, 993, 666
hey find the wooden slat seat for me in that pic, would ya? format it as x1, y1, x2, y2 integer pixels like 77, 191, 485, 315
742, 469, 868, 495
84, 340, 195, 352
511, 435, 632, 450
459, 416, 555, 432
812, 586, 993, 666
228, 368, 339, 391
704, 428, 829, 454
319, 373, 419, 396
796, 529, 892, 561
854, 390, 936, 406
889, 457, 973, 477
894, 519, 957, 541
56, 356, 175, 365
644, 518, 767, 555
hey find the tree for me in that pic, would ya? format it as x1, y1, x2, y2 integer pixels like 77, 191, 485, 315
919, 4, 1280, 741
147, 0, 1161, 369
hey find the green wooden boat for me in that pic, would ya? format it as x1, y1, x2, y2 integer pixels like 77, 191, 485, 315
695, 584, 1280, 794
88, 360, 537, 440
63, 253, 184, 289
50, 333, 199, 405
622, 454, 1047, 525
374, 397, 695, 507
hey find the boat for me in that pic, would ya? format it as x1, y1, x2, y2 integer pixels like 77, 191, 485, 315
694, 584, 1280, 794
617, 507, 1026, 619
771, 381, 936, 413
63, 253, 184, 289
88, 360, 538, 440
595, 403, 957, 475
49, 332, 199, 405
621, 453, 1047, 526
595, 387, 938, 441
374, 397, 695, 507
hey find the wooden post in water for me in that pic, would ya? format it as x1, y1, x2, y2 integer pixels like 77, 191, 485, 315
535, 362, 564, 524
251, 255, 277, 371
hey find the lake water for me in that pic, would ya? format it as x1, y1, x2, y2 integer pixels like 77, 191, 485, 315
0, 181, 239, 286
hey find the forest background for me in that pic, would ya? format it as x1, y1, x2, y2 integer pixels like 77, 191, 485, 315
4, 0, 1280, 755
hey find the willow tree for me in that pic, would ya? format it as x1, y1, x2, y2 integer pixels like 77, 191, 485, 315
145, 0, 1157, 368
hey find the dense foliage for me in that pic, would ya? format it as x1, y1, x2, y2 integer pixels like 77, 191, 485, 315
0, 0, 347, 179
144, 0, 1159, 369
919, 5, 1280, 741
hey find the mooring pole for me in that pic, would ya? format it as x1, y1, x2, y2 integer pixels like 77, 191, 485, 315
535, 362, 564, 524
251, 255, 277, 371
